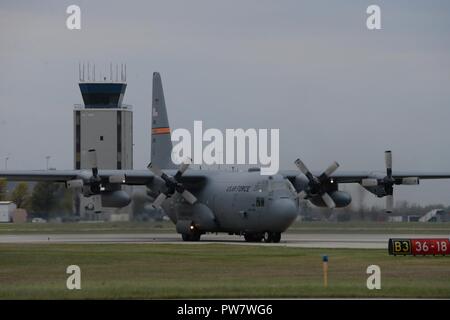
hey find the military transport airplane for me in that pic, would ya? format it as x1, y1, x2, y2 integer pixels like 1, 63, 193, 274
2, 72, 450, 242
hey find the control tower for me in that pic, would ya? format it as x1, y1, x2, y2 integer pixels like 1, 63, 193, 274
74, 64, 133, 219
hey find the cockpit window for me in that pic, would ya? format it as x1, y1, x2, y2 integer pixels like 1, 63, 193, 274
268, 179, 297, 195
253, 180, 268, 193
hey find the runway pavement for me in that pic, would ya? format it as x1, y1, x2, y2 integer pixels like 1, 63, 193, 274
1, 233, 449, 248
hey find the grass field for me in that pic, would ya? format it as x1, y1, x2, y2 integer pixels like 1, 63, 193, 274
0, 221, 449, 235
0, 221, 175, 235
1, 243, 449, 299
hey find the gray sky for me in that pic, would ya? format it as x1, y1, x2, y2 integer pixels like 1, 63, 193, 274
1, 0, 450, 207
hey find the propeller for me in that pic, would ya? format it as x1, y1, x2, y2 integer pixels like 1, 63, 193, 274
65, 149, 128, 213
361, 150, 419, 213
66, 149, 101, 194
383, 150, 394, 213
147, 158, 198, 208
294, 158, 340, 209
66, 149, 126, 204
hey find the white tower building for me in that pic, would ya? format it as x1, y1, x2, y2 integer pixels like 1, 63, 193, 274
74, 65, 133, 219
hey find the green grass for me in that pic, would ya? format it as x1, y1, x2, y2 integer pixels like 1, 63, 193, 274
0, 221, 449, 235
0, 244, 449, 299
0, 221, 176, 235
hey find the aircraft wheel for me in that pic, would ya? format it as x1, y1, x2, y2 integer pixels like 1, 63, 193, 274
181, 233, 201, 241
182, 233, 191, 241
244, 234, 253, 242
191, 232, 201, 241
244, 233, 262, 242
271, 232, 281, 243
263, 231, 273, 243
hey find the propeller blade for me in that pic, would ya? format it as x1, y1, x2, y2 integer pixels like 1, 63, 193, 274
88, 149, 98, 177
109, 174, 126, 184
152, 193, 167, 208
386, 194, 394, 213
298, 190, 308, 199
294, 158, 309, 175
181, 190, 197, 204
175, 159, 191, 180
294, 158, 317, 183
178, 158, 192, 175
322, 161, 340, 178
361, 178, 378, 187
147, 162, 163, 177
146, 188, 159, 199
321, 192, 336, 209
385, 150, 392, 177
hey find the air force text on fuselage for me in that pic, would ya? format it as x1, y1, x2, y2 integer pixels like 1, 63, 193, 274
171, 120, 280, 175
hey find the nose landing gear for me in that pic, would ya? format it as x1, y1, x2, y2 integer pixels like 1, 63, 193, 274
181, 232, 201, 241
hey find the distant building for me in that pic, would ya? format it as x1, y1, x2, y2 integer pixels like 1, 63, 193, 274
387, 215, 423, 222
74, 65, 133, 220
419, 209, 450, 222
0, 201, 17, 223
388, 216, 403, 223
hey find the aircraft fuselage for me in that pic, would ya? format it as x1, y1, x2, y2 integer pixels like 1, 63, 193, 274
161, 171, 299, 240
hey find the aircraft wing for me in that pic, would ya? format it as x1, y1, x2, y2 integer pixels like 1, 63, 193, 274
0, 170, 81, 182
280, 170, 450, 184
328, 170, 450, 183
0, 169, 157, 185
0, 169, 208, 186
3, 169, 450, 185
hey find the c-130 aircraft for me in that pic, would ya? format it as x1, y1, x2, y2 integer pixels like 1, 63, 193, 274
2, 72, 450, 242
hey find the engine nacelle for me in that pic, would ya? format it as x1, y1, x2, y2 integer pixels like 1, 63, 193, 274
191, 203, 217, 231
101, 190, 131, 208
362, 185, 386, 197
176, 220, 195, 234
310, 191, 352, 208
176, 203, 217, 233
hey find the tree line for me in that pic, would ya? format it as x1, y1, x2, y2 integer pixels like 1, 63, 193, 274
0, 179, 73, 219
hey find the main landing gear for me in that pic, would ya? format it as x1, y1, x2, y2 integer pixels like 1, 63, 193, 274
181, 232, 201, 242
263, 231, 281, 243
244, 232, 281, 243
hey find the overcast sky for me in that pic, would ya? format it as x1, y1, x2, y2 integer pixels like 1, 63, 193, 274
1, 0, 450, 206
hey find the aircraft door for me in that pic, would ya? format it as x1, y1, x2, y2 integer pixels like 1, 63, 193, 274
231, 192, 257, 229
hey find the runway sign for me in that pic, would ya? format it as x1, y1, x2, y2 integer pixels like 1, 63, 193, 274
388, 238, 450, 256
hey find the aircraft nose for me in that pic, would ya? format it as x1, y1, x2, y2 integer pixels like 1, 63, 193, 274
270, 198, 298, 229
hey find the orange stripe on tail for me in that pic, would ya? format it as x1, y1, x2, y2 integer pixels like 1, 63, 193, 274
152, 127, 171, 135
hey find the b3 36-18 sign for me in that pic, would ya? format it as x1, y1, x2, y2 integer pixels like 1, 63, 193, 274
388, 238, 450, 256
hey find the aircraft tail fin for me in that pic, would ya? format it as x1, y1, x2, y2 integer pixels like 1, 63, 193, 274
151, 72, 176, 169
